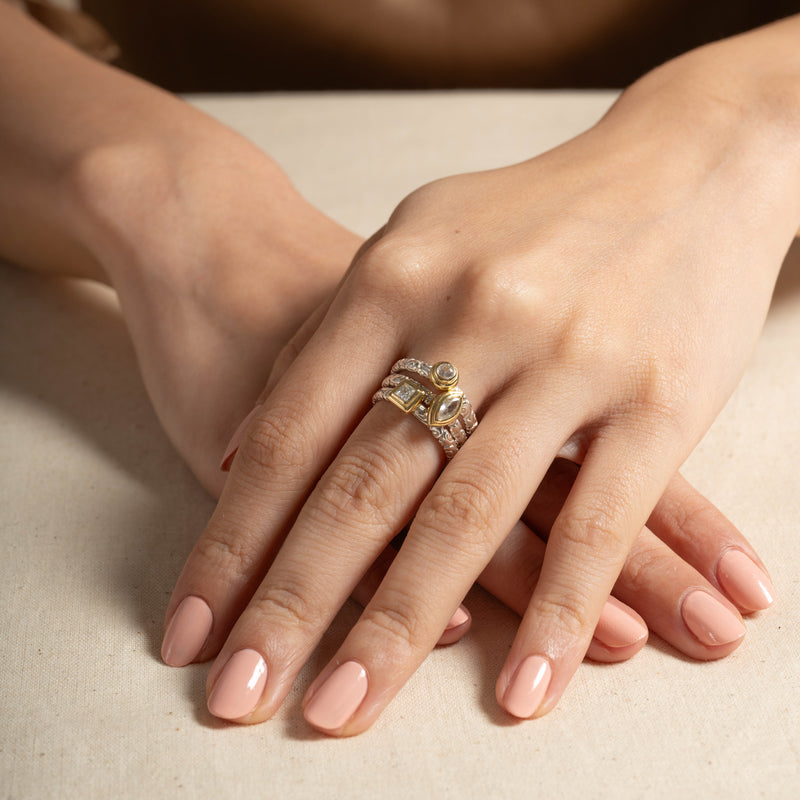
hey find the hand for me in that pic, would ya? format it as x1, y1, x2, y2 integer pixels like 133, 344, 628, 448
111, 99, 764, 668
162, 45, 792, 735
73, 110, 361, 495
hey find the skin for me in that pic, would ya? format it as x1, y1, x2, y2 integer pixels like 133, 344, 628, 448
167, 19, 799, 734
0, 3, 787, 734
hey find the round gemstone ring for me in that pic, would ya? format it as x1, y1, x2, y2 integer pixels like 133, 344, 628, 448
372, 359, 478, 459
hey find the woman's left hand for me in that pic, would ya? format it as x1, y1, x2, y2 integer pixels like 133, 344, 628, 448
165, 40, 798, 735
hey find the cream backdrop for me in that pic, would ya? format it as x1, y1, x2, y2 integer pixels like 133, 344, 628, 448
2, 92, 799, 799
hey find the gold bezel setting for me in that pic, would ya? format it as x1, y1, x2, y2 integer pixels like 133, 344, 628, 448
430, 361, 459, 390
427, 390, 464, 427
387, 379, 427, 414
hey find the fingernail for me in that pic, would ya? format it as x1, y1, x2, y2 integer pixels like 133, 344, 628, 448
446, 605, 470, 630
219, 404, 262, 471
436, 605, 471, 646
717, 550, 775, 611
593, 598, 648, 649
207, 649, 268, 720
681, 590, 746, 646
502, 656, 552, 719
303, 661, 368, 732
161, 596, 213, 667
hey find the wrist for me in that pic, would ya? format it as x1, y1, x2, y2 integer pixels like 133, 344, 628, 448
605, 20, 800, 244
68, 106, 296, 290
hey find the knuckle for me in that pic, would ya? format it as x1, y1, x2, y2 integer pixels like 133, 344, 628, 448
621, 541, 677, 593
193, 526, 260, 584
355, 235, 433, 304
252, 580, 319, 634
313, 444, 396, 530
361, 600, 427, 657
459, 258, 536, 322
657, 491, 729, 551
536, 590, 594, 638
553, 505, 630, 568
238, 407, 313, 480
625, 351, 694, 437
415, 472, 500, 558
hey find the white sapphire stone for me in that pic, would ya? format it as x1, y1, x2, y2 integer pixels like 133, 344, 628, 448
387, 379, 427, 413
431, 361, 459, 389
428, 391, 463, 426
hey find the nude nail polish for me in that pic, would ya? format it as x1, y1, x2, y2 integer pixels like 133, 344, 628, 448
303, 661, 368, 732
437, 605, 471, 646
161, 596, 213, 667
593, 598, 648, 649
502, 656, 552, 719
207, 649, 268, 720
446, 605, 470, 630
681, 590, 746, 646
717, 550, 776, 611
219, 404, 262, 472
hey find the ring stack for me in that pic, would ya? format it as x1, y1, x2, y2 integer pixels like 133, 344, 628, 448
372, 358, 478, 458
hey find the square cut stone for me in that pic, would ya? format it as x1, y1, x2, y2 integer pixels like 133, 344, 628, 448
388, 379, 427, 413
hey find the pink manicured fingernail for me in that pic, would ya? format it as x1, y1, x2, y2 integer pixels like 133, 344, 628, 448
207, 649, 268, 720
436, 605, 471, 646
593, 598, 648, 649
446, 605, 470, 630
304, 661, 368, 732
219, 404, 262, 471
717, 550, 775, 611
681, 590, 746, 646
502, 656, 552, 719
161, 596, 213, 667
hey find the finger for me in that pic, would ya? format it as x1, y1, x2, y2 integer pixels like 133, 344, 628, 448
478, 520, 648, 663
648, 473, 775, 613
162, 316, 399, 666
219, 232, 390, 473
520, 458, 761, 654
219, 298, 332, 472
351, 545, 472, 648
613, 528, 746, 660
203, 401, 447, 722
255, 233, 382, 405
258, 298, 334, 403
300, 392, 575, 736
496, 424, 700, 720
161, 543, 469, 669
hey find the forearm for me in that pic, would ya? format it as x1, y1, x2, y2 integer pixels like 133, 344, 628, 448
0, 4, 294, 282
0, 4, 175, 279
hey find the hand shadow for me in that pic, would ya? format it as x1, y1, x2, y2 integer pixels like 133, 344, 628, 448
769, 236, 800, 309
0, 263, 212, 659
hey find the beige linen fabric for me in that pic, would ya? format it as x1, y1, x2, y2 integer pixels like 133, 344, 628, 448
1, 92, 798, 799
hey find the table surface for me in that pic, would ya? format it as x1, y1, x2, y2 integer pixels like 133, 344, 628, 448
2, 91, 799, 799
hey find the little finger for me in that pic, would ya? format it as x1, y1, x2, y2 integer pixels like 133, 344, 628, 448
648, 473, 775, 613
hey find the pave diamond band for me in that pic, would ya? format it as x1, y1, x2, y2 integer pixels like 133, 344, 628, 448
372, 359, 478, 458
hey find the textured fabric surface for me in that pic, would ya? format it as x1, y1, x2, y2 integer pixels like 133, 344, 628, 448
1, 92, 798, 799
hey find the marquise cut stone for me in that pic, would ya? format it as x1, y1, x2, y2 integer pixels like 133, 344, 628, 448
428, 391, 463, 426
